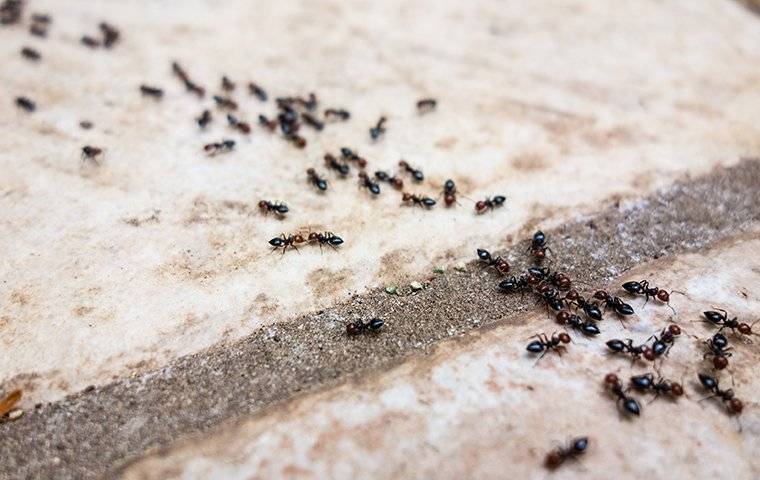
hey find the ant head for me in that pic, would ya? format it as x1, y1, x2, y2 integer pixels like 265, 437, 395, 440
713, 356, 729, 370
358, 172, 368, 179
729, 398, 744, 415
392, 178, 404, 189
306, 168, 315, 175
258, 200, 268, 208
556, 311, 570, 324
738, 323, 752, 335
593, 290, 609, 301
656, 290, 670, 302
644, 349, 656, 362
668, 324, 682, 336
671, 383, 684, 396
308, 232, 319, 241
544, 452, 562, 470
558, 333, 571, 344
293, 234, 304, 243
398, 160, 408, 168
604, 373, 620, 385
565, 289, 579, 301
475, 200, 487, 212
358, 158, 367, 168
402, 192, 412, 202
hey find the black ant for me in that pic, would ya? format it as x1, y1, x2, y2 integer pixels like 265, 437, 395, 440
621, 280, 678, 312
606, 339, 655, 362
649, 324, 681, 357
213, 95, 238, 110
544, 436, 588, 470
477, 249, 510, 275
375, 171, 403, 190
306, 168, 328, 191
227, 114, 251, 134
340, 148, 367, 168
140, 85, 164, 99
21, 46, 40, 61
535, 283, 564, 311
593, 290, 635, 316
301, 113, 324, 131
268, 233, 305, 255
475, 195, 506, 214
369, 116, 386, 140
401, 192, 436, 208
498, 274, 530, 293
325, 108, 350, 121
248, 82, 267, 101
703, 309, 755, 337
416, 98, 437, 113
196, 110, 211, 129
703, 332, 732, 370
324, 154, 350, 176
398, 160, 424, 182
203, 139, 235, 155
258, 114, 278, 132
528, 230, 551, 260
565, 292, 603, 321
258, 200, 288, 217
698, 373, 743, 415
358, 172, 380, 195
628, 373, 683, 401
604, 373, 641, 416
81, 35, 100, 48
526, 332, 571, 360
221, 75, 235, 92
442, 179, 458, 206
308, 232, 344, 251
346, 318, 383, 335
81, 145, 103, 163
15, 96, 35, 112
99, 22, 119, 48
556, 311, 600, 336
79, 120, 93, 129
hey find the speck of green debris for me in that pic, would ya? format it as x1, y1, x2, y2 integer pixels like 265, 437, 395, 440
433, 266, 445, 274
410, 281, 423, 291
385, 285, 398, 295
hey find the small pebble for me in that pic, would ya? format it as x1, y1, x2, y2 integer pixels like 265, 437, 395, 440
454, 262, 467, 272
7, 409, 23, 420
385, 285, 397, 295
410, 281, 423, 291
433, 266, 445, 274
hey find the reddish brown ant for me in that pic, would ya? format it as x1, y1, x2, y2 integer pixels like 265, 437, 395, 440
475, 195, 506, 214
301, 113, 324, 131
621, 280, 678, 312
325, 108, 350, 121
416, 98, 437, 113
81, 35, 100, 48
526, 332, 571, 361
248, 82, 267, 102
286, 134, 307, 149
99, 22, 119, 48
628, 373, 683, 402
477, 249, 510, 275
324, 154, 350, 176
398, 160, 424, 182
203, 139, 235, 156
604, 373, 641, 416
358, 172, 380, 195
21, 46, 40, 61
172, 61, 205, 98
402, 192, 436, 208
140, 85, 164, 99
15, 96, 35, 112
703, 332, 732, 370
81, 145, 103, 163
268, 233, 305, 255
307, 168, 328, 191
227, 114, 251, 134
258, 114, 278, 132
649, 324, 681, 357
442, 179, 458, 206
258, 200, 288, 217
528, 230, 551, 260
544, 437, 588, 470
703, 309, 755, 337
196, 110, 212, 129
308, 232, 344, 251
375, 171, 403, 190
556, 311, 600, 336
606, 339, 655, 362
369, 116, 387, 140
221, 75, 235, 92
340, 148, 367, 168
346, 318, 383, 335
213, 95, 238, 110
698, 373, 743, 416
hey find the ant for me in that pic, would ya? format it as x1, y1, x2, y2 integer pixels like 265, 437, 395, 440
81, 35, 100, 48
221, 75, 235, 92
528, 230, 551, 260
227, 114, 251, 134
308, 232, 344, 251
703, 332, 732, 370
416, 98, 437, 113
498, 274, 530, 294
268, 233, 305, 255
287, 134, 307, 149
140, 85, 164, 99
30, 22, 48, 37
703, 309, 755, 337
15, 96, 35, 112
81, 145, 103, 163
99, 22, 119, 48
185, 80, 205, 98
258, 200, 288, 217
698, 373, 743, 416
401, 192, 436, 208
475, 195, 506, 214
398, 160, 424, 182
324, 154, 350, 176
346, 318, 383, 335
375, 171, 403, 190
196, 110, 211, 129
301, 113, 324, 131
621, 280, 677, 312
172, 62, 205, 98
477, 249, 510, 275
535, 283, 564, 311
548, 272, 572, 291
79, 120, 93, 129
606, 339, 655, 362
203, 139, 235, 155
340, 148, 367, 168
248, 82, 267, 101
544, 437, 588, 470
593, 291, 635, 316
526, 332, 571, 360
565, 293, 603, 321
258, 114, 278, 132
325, 108, 350, 121
604, 373, 641, 416
628, 373, 683, 401
442, 179, 458, 206
21, 46, 40, 61
306, 168, 328, 191
556, 311, 600, 336
649, 324, 681, 357
213, 95, 238, 110
358, 172, 381, 195
369, 116, 387, 140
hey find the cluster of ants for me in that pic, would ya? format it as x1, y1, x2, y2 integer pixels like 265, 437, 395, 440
478, 230, 753, 469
